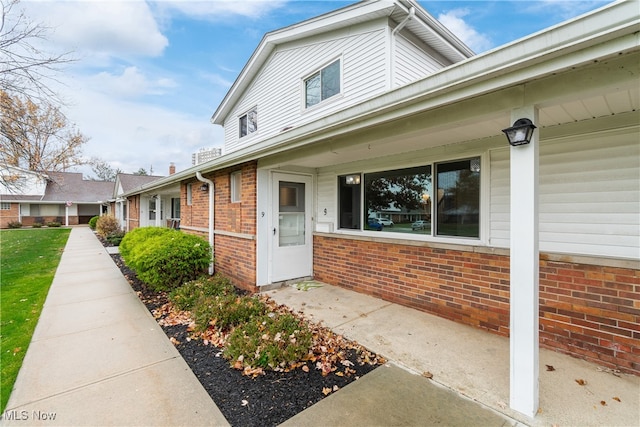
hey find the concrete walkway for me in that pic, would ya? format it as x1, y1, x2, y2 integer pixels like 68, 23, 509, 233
1, 226, 229, 426
268, 281, 640, 427
3, 226, 638, 426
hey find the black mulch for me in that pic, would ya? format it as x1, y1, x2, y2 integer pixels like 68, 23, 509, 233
105, 242, 379, 427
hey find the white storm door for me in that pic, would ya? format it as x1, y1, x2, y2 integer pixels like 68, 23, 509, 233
271, 173, 312, 282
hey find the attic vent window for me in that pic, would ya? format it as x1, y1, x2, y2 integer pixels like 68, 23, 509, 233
239, 106, 257, 138
305, 59, 341, 108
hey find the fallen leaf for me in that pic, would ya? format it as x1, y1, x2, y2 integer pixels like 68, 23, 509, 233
302, 365, 309, 373
613, 397, 621, 402
600, 401, 607, 406
12, 347, 21, 355
497, 401, 507, 409
241, 400, 249, 406
169, 337, 180, 346
575, 379, 587, 386
546, 365, 555, 371
422, 371, 433, 379
335, 371, 344, 377
322, 387, 332, 396
332, 385, 339, 392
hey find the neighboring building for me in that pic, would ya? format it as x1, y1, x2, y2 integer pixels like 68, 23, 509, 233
192, 147, 222, 165
112, 173, 167, 231
120, 0, 639, 406
0, 167, 113, 227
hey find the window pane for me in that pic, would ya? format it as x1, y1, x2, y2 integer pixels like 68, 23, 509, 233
435, 158, 480, 238
239, 114, 248, 137
364, 166, 432, 233
248, 108, 257, 134
338, 175, 361, 229
305, 73, 320, 107
321, 60, 340, 101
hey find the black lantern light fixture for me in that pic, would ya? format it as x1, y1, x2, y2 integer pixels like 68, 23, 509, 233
199, 183, 209, 192
502, 118, 537, 146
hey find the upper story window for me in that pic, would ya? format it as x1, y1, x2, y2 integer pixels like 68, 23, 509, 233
305, 59, 341, 108
239, 106, 257, 138
230, 171, 242, 203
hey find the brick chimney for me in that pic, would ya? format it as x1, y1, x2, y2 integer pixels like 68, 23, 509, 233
169, 163, 176, 175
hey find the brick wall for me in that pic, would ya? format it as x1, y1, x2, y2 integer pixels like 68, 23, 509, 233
180, 161, 258, 292
313, 234, 640, 375
127, 196, 141, 231
0, 203, 20, 228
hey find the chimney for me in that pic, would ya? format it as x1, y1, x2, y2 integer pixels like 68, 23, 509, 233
169, 163, 176, 175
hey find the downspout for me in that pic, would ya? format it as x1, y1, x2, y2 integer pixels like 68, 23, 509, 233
390, 6, 415, 88
391, 6, 414, 37
196, 171, 215, 275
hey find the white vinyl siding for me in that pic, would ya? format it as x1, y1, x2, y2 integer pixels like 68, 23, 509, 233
394, 35, 442, 87
316, 172, 336, 230
224, 22, 388, 153
489, 129, 639, 259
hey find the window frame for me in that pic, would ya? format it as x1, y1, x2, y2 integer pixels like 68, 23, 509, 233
239, 106, 258, 138
230, 171, 242, 203
336, 156, 483, 241
303, 58, 342, 109
0, 202, 11, 210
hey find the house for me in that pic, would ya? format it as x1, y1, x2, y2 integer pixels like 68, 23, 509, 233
0, 166, 113, 227
121, 0, 639, 416
112, 172, 170, 231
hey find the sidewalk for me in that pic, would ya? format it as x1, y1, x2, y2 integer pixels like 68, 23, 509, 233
268, 281, 640, 427
1, 226, 229, 426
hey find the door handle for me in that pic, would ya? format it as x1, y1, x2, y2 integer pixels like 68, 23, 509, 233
273, 227, 277, 235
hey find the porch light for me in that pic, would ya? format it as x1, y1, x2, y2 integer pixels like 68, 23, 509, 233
502, 118, 537, 146
199, 183, 209, 191
345, 174, 361, 185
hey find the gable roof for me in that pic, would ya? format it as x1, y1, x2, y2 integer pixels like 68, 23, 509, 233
114, 173, 164, 197
41, 172, 114, 203
211, 0, 473, 125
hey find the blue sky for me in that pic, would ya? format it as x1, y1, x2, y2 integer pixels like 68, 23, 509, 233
20, 0, 613, 177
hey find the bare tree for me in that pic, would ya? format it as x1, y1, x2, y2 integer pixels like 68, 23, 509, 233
0, 0, 71, 102
1, 90, 89, 173
89, 158, 122, 182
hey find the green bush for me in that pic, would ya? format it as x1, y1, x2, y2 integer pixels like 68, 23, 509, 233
96, 215, 120, 238
132, 230, 211, 291
46, 221, 61, 227
224, 312, 312, 370
106, 230, 125, 246
7, 221, 22, 229
88, 216, 100, 230
119, 226, 173, 266
193, 294, 267, 332
169, 274, 235, 311
31, 222, 43, 228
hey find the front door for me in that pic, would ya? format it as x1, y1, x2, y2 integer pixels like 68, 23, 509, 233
271, 173, 312, 282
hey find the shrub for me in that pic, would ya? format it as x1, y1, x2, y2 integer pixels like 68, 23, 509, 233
96, 215, 120, 238
119, 226, 173, 266
106, 230, 125, 246
224, 312, 312, 370
169, 274, 235, 311
133, 231, 211, 291
46, 221, 61, 227
7, 221, 22, 229
32, 222, 43, 228
193, 294, 267, 332
88, 216, 100, 230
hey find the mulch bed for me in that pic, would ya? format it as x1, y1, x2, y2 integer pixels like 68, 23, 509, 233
104, 240, 381, 427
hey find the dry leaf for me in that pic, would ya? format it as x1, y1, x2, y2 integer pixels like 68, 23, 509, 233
322, 387, 332, 396
169, 337, 180, 345
422, 371, 433, 379
575, 379, 587, 386
301, 365, 309, 373
600, 401, 607, 406
332, 385, 339, 392
241, 400, 249, 406
613, 397, 621, 402
546, 365, 555, 371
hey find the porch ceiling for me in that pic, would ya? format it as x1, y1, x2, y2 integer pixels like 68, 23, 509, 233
266, 83, 638, 170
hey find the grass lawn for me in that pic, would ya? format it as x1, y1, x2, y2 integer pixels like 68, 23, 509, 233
0, 228, 70, 412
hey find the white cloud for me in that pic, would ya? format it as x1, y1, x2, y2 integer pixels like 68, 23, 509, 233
91, 67, 177, 98
156, 0, 289, 20
24, 0, 168, 58
438, 8, 493, 53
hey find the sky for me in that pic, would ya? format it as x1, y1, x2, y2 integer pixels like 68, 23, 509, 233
16, 0, 614, 179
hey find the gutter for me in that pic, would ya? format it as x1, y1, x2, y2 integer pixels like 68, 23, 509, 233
391, 5, 414, 36
195, 171, 215, 275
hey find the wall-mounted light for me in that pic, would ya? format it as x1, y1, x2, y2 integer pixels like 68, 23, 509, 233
502, 118, 537, 146
199, 183, 209, 192
345, 174, 361, 185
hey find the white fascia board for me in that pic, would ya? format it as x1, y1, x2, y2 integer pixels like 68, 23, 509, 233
210, 0, 397, 126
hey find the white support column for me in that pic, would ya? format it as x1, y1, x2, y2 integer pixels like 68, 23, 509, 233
509, 106, 540, 417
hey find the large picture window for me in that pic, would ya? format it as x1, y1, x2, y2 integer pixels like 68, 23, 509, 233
305, 59, 341, 108
239, 106, 257, 138
337, 157, 480, 238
